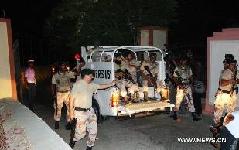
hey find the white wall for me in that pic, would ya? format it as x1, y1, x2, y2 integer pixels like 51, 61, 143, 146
153, 30, 167, 49
140, 30, 149, 46
0, 21, 13, 99
209, 40, 239, 104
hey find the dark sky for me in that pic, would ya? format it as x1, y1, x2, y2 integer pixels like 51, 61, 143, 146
0, 0, 60, 36
1, 0, 239, 41
1, 0, 239, 64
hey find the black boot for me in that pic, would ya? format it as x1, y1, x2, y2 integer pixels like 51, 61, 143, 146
65, 122, 71, 130
55, 121, 60, 129
209, 126, 219, 137
86, 146, 92, 150
192, 112, 201, 121
171, 111, 177, 120
69, 140, 76, 148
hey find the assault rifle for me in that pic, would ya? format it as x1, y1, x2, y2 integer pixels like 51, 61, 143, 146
232, 60, 238, 94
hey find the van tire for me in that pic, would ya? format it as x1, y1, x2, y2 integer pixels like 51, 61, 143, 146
92, 99, 102, 124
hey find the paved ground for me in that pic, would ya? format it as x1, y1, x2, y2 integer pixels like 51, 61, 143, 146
35, 104, 215, 150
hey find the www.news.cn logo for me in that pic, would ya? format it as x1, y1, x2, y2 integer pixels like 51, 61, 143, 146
177, 137, 226, 143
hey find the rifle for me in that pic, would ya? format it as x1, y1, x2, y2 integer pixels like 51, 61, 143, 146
70, 118, 77, 142
232, 63, 238, 95
144, 66, 157, 87
52, 84, 58, 115
124, 69, 136, 84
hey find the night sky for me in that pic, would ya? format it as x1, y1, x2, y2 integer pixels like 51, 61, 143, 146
1, 0, 239, 39
1, 0, 239, 64
1, 0, 59, 36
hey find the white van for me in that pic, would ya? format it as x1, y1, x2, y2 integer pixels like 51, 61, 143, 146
82, 46, 174, 119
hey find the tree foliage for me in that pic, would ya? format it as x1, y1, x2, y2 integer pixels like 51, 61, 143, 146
44, 0, 177, 52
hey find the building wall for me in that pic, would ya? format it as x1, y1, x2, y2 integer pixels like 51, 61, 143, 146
139, 26, 167, 49
0, 19, 17, 100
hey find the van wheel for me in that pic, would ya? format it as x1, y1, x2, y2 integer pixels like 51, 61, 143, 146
92, 100, 102, 124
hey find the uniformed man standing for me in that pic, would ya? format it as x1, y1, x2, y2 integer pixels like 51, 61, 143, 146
209, 56, 238, 148
52, 62, 75, 129
172, 57, 200, 121
24, 59, 36, 112
69, 69, 116, 150
213, 59, 237, 126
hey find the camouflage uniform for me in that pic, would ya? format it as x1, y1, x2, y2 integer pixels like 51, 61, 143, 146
213, 69, 237, 124
73, 108, 97, 147
70, 80, 100, 147
173, 66, 195, 112
52, 71, 75, 122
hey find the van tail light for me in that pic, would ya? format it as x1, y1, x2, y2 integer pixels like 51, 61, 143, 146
111, 92, 119, 107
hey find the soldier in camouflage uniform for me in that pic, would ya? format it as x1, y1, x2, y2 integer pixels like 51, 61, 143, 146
213, 58, 237, 126
52, 62, 75, 129
172, 57, 201, 121
69, 69, 116, 150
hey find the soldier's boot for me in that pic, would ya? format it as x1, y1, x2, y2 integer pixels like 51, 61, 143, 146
209, 126, 218, 137
210, 141, 219, 148
210, 122, 223, 137
192, 112, 201, 121
86, 146, 93, 150
55, 121, 60, 129
65, 122, 71, 130
172, 111, 177, 120
69, 139, 76, 148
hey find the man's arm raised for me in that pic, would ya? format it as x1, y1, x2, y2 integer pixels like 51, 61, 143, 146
98, 80, 116, 90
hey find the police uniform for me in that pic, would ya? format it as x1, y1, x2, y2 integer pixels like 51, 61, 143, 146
52, 71, 75, 125
173, 65, 198, 120
214, 69, 237, 125
70, 80, 100, 148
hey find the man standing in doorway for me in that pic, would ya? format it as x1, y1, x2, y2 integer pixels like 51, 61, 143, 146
69, 69, 116, 150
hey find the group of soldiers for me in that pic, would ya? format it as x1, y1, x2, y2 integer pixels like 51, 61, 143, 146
23, 52, 238, 150
114, 52, 159, 88
50, 60, 115, 150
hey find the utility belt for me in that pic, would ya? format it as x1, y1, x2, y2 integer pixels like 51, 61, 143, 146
27, 82, 36, 85
218, 88, 231, 94
178, 83, 190, 89
57, 90, 70, 93
75, 107, 91, 112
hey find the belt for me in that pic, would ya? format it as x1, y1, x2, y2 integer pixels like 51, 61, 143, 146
218, 89, 231, 94
27, 83, 36, 85
75, 107, 91, 112
57, 90, 70, 93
